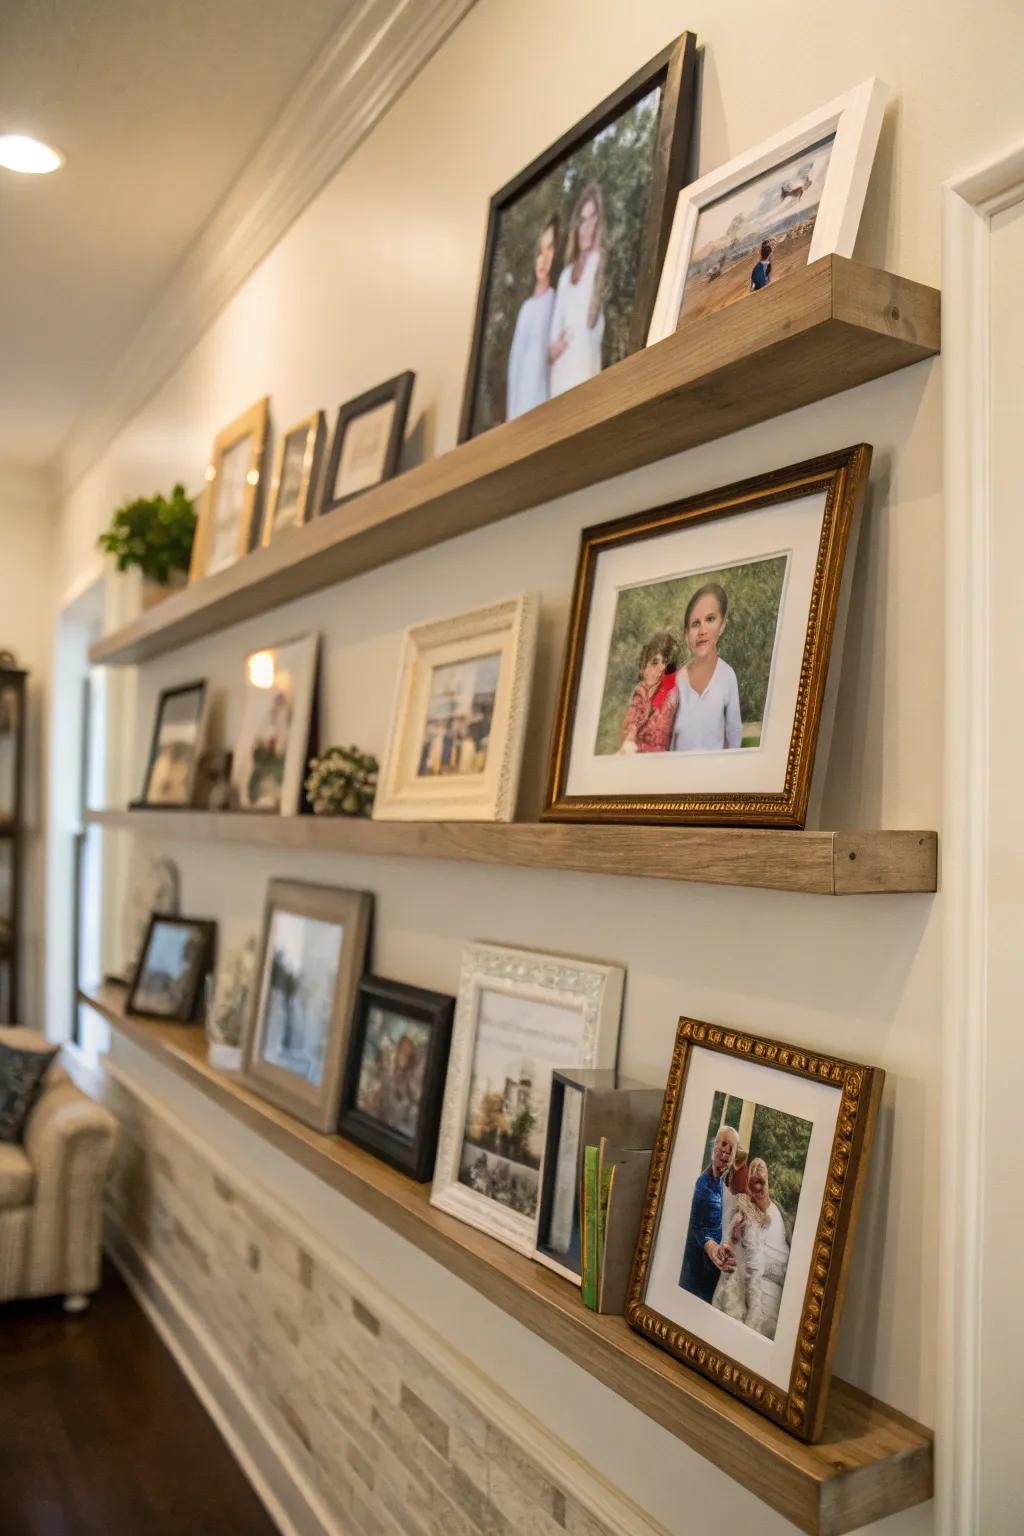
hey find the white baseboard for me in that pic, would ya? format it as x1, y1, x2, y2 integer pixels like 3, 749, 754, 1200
105, 1214, 341, 1536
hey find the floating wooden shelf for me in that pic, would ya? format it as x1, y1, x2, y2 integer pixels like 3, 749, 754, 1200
89, 257, 939, 668
79, 982, 933, 1535
85, 809, 937, 895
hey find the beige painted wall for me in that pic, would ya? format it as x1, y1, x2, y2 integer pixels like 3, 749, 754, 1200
52, 0, 1024, 1529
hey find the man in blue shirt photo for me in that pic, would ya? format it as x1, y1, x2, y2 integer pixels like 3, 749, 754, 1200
680, 1123, 739, 1302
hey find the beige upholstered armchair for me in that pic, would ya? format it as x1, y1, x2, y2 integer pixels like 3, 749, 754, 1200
0, 1031, 117, 1310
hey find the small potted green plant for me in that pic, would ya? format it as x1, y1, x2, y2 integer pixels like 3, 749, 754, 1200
97, 483, 197, 607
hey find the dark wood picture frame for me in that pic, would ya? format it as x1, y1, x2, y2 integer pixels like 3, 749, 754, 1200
543, 445, 872, 828
457, 32, 698, 443
339, 975, 454, 1181
134, 680, 209, 809
319, 371, 415, 516
627, 1017, 883, 1442
239, 879, 373, 1133
126, 913, 216, 1023
262, 409, 326, 544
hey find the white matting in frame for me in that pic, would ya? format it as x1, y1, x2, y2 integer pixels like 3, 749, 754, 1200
564, 492, 825, 800
430, 942, 623, 1256
648, 77, 889, 342
643, 1045, 841, 1393
373, 594, 539, 822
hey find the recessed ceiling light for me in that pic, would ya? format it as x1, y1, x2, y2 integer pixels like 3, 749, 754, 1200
0, 135, 64, 175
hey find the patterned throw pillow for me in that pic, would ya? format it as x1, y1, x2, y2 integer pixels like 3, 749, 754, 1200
0, 1038, 58, 1142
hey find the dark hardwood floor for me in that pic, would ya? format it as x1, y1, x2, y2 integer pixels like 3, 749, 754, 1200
0, 1262, 280, 1536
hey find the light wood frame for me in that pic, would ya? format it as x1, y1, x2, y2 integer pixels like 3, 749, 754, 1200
430, 941, 623, 1256
459, 32, 698, 442
135, 680, 209, 808
320, 372, 414, 515
627, 1017, 883, 1442
543, 446, 872, 828
648, 78, 889, 342
373, 594, 538, 823
190, 396, 270, 581
240, 879, 373, 1133
262, 410, 325, 544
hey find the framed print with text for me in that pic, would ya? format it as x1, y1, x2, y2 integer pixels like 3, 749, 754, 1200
320, 372, 414, 515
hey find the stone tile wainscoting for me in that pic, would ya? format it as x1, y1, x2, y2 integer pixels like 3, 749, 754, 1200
101, 1066, 665, 1536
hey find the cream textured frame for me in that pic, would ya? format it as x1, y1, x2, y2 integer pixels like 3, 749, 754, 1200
373, 595, 538, 822
648, 78, 889, 343
430, 941, 623, 1255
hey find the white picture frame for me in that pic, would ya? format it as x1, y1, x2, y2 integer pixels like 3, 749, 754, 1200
373, 595, 539, 823
648, 77, 890, 342
430, 941, 623, 1256
231, 634, 319, 816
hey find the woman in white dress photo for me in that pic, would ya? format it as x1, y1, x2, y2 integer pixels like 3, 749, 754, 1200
548, 181, 606, 397
712, 1157, 791, 1339
671, 582, 743, 752
505, 213, 560, 420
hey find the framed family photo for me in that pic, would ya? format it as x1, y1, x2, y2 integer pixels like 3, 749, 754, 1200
339, 976, 454, 1180
430, 942, 623, 1256
135, 681, 209, 808
459, 33, 697, 441
127, 914, 215, 1022
648, 78, 889, 340
240, 880, 373, 1132
374, 595, 538, 823
320, 372, 414, 515
190, 396, 270, 581
231, 635, 319, 814
544, 446, 871, 828
627, 1018, 883, 1441
262, 410, 325, 544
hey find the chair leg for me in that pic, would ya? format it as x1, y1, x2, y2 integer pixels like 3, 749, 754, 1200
63, 1293, 90, 1314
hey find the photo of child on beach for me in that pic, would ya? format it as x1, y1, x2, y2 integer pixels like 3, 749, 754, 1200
678, 135, 835, 326
593, 555, 789, 757
466, 83, 666, 438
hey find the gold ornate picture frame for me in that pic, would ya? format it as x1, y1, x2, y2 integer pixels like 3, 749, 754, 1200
190, 395, 270, 582
262, 409, 325, 544
543, 445, 871, 827
627, 1018, 883, 1441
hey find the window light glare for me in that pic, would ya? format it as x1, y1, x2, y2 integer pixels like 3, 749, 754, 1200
246, 469, 260, 486
0, 135, 64, 175
248, 652, 276, 690
204, 464, 216, 482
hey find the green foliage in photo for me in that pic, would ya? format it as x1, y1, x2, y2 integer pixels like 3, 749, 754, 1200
470, 87, 663, 436
702, 1091, 812, 1235
593, 553, 789, 755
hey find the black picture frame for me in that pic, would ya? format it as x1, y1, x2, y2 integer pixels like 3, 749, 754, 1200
458, 31, 698, 444
133, 680, 208, 809
319, 371, 415, 516
126, 913, 216, 1022
339, 975, 454, 1180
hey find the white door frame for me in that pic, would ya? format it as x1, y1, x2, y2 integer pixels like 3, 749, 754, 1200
940, 140, 1024, 1536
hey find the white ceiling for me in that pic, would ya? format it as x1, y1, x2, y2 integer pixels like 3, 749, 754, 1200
0, 0, 354, 468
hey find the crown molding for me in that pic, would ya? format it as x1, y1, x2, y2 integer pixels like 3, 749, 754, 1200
55, 0, 476, 500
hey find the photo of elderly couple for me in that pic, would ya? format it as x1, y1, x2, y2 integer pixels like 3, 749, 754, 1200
594, 554, 788, 757
679, 1090, 812, 1341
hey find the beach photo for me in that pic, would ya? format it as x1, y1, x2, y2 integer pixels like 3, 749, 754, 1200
594, 554, 788, 758
141, 683, 207, 806
417, 651, 500, 778
678, 135, 834, 325
256, 909, 344, 1088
